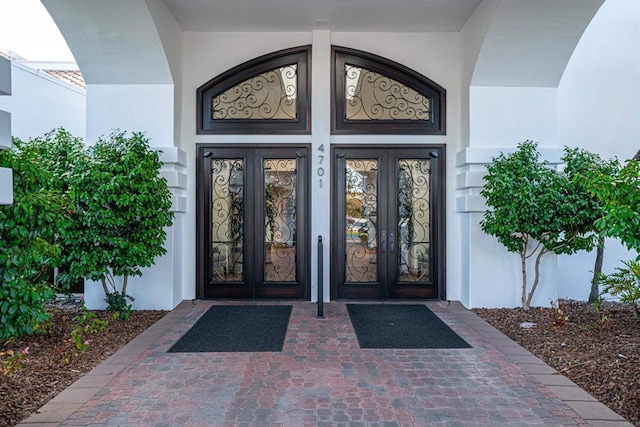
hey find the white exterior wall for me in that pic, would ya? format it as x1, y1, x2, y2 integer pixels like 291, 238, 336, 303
44, 0, 633, 310
556, 0, 640, 300
180, 31, 462, 302
0, 61, 85, 140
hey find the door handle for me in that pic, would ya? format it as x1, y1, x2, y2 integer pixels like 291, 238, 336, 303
389, 231, 395, 253
380, 231, 387, 253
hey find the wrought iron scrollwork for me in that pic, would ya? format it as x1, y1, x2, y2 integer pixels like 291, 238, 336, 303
264, 159, 297, 282
212, 64, 298, 120
345, 65, 431, 121
211, 159, 244, 282
345, 159, 378, 283
397, 159, 431, 282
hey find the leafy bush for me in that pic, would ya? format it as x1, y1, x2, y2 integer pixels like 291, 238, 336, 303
0, 138, 70, 339
579, 157, 640, 255
60, 131, 174, 312
480, 141, 600, 310
69, 308, 107, 354
1, 128, 173, 338
15, 129, 86, 292
597, 259, 640, 319
563, 147, 620, 302
104, 291, 133, 321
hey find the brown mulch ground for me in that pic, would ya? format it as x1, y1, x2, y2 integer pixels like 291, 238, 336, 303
474, 300, 640, 426
0, 303, 166, 426
1, 301, 638, 426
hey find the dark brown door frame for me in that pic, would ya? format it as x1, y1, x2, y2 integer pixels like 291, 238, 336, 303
330, 144, 446, 300
196, 144, 311, 300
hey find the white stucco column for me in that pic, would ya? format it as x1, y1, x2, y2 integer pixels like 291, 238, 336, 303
311, 30, 331, 302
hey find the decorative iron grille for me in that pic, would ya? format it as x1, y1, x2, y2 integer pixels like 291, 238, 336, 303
345, 65, 431, 121
264, 159, 297, 282
211, 159, 244, 282
345, 159, 379, 283
212, 64, 298, 120
397, 159, 431, 282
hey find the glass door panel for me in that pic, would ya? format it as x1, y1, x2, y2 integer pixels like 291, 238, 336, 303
345, 159, 378, 283
397, 159, 431, 283
211, 159, 245, 282
263, 158, 297, 282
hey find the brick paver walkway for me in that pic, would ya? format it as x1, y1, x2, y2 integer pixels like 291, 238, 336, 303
21, 301, 630, 426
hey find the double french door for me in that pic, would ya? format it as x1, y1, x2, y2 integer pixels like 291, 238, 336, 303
197, 145, 310, 299
331, 146, 445, 299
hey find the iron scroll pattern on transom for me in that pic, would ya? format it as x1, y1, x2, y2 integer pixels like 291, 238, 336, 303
345, 65, 431, 121
210, 159, 244, 282
263, 159, 297, 282
212, 64, 298, 121
345, 159, 378, 283
397, 159, 431, 282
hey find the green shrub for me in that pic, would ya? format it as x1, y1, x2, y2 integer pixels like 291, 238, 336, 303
60, 131, 174, 315
0, 138, 70, 339
597, 259, 640, 319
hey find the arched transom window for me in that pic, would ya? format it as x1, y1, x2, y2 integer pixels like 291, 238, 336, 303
332, 46, 446, 135
196, 45, 446, 135
197, 46, 311, 134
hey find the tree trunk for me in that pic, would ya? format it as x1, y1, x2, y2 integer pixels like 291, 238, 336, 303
526, 247, 547, 309
100, 278, 109, 296
589, 235, 605, 302
521, 251, 528, 311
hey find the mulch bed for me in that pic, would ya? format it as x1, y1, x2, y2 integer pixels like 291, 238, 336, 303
474, 301, 639, 426
0, 304, 166, 426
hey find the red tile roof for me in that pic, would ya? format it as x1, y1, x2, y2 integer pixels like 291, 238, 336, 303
43, 69, 85, 89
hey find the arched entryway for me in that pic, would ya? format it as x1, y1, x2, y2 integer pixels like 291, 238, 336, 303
196, 46, 446, 300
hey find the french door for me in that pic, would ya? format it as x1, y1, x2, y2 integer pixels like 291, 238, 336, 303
196, 145, 310, 299
331, 146, 445, 299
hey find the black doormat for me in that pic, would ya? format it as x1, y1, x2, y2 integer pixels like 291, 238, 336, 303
168, 305, 292, 353
346, 304, 471, 349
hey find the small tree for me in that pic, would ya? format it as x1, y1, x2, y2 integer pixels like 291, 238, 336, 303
0, 138, 70, 339
581, 156, 640, 256
562, 147, 619, 302
480, 141, 600, 310
62, 131, 173, 316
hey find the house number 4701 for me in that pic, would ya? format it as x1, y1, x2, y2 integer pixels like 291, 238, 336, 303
317, 144, 325, 188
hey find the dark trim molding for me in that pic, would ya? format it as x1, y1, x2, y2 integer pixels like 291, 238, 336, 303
332, 46, 446, 135
197, 46, 312, 135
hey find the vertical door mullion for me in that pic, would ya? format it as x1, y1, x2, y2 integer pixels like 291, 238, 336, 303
247, 150, 259, 298
385, 152, 398, 297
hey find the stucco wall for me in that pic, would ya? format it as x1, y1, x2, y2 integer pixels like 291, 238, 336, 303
0, 61, 85, 140
556, 0, 640, 300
